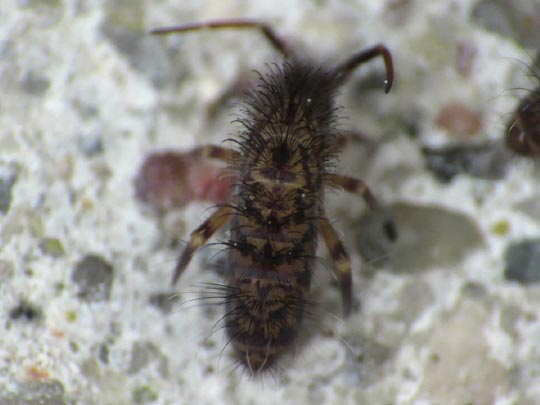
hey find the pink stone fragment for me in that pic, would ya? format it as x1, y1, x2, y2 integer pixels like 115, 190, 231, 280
436, 102, 483, 138
134, 150, 234, 212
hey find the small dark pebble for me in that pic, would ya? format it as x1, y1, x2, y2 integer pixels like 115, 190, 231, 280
383, 219, 398, 242
78, 131, 104, 157
71, 254, 114, 301
98, 343, 109, 364
461, 281, 489, 301
422, 142, 510, 183
0, 169, 18, 214
9, 301, 43, 322
20, 70, 50, 95
148, 291, 179, 315
504, 240, 540, 284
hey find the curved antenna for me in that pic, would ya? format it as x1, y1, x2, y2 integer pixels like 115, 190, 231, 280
332, 44, 394, 93
150, 18, 293, 59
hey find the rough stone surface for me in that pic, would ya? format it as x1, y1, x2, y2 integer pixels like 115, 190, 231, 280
0, 1, 537, 404
0, 380, 67, 405
416, 297, 509, 404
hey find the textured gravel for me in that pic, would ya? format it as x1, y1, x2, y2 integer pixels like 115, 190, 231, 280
1, 0, 539, 404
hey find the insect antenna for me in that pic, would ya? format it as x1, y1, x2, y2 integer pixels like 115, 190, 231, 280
150, 18, 293, 59
331, 44, 394, 93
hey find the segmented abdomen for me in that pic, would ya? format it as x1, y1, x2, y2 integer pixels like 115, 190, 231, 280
224, 174, 321, 371
224, 175, 321, 371
222, 62, 339, 372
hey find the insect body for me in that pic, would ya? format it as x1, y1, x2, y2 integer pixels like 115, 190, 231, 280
505, 85, 540, 157
504, 56, 540, 157
152, 19, 394, 373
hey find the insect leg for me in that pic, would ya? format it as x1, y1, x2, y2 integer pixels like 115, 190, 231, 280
332, 44, 394, 93
318, 216, 352, 316
327, 173, 379, 210
327, 130, 371, 155
172, 206, 233, 284
187, 144, 240, 163
151, 18, 293, 58
328, 173, 398, 242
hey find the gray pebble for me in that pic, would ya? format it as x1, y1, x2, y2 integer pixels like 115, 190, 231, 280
78, 131, 103, 157
148, 291, 179, 315
504, 239, 540, 284
355, 203, 484, 273
422, 142, 510, 183
20, 70, 50, 95
9, 300, 43, 323
71, 254, 114, 301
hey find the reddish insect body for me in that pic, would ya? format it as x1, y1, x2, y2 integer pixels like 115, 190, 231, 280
505, 86, 540, 157
151, 19, 394, 373
135, 150, 234, 212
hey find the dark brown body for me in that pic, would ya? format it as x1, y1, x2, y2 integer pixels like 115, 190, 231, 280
506, 88, 540, 157
223, 64, 337, 370
152, 18, 394, 375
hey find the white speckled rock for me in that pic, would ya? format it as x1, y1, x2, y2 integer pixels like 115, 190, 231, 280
1, 0, 539, 404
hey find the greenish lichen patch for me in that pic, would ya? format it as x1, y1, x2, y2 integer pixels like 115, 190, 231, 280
39, 237, 65, 258
132, 385, 159, 404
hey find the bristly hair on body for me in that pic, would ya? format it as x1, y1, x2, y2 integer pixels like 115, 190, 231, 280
504, 55, 540, 158
218, 62, 347, 372
150, 18, 395, 375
